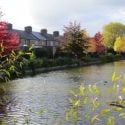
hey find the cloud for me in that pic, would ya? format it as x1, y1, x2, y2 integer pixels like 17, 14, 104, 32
30, 0, 125, 34
107, 9, 125, 22
0, 0, 125, 35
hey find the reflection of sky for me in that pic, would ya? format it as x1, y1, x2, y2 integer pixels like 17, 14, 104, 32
1, 0, 125, 36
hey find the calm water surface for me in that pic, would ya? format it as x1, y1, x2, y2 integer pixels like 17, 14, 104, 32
1, 60, 125, 124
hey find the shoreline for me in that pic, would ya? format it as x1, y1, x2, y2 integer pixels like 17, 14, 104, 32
24, 58, 125, 75
1, 56, 125, 83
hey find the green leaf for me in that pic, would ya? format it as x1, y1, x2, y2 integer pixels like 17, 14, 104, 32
5, 77, 10, 82
123, 74, 125, 82
112, 72, 120, 82
79, 85, 85, 96
74, 100, 80, 106
70, 90, 77, 97
101, 109, 111, 114
85, 114, 90, 120
113, 84, 117, 90
88, 85, 93, 93
68, 98, 73, 104
91, 114, 100, 123
93, 85, 100, 95
65, 112, 69, 121
113, 107, 122, 111
83, 96, 88, 104
107, 116, 115, 125
119, 113, 125, 118
1, 69, 10, 78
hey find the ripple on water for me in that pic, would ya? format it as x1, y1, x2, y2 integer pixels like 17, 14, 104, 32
1, 60, 125, 124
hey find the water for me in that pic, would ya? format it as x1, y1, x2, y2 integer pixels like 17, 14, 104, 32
1, 60, 125, 124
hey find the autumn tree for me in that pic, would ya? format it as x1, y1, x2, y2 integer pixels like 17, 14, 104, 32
103, 22, 125, 49
94, 32, 106, 54
0, 21, 19, 55
0, 11, 23, 82
60, 22, 89, 58
114, 37, 125, 53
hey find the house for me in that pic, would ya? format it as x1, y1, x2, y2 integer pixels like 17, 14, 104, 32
7, 23, 60, 53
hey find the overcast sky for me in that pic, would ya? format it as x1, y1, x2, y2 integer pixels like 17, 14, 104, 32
0, 0, 125, 36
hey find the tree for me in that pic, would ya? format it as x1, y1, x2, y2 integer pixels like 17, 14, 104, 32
103, 22, 125, 49
94, 32, 106, 54
114, 37, 125, 53
0, 21, 19, 55
60, 22, 89, 58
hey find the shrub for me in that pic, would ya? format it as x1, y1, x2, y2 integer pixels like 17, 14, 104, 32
34, 47, 52, 58
0, 51, 24, 82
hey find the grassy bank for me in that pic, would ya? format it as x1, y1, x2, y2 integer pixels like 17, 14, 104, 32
23, 54, 124, 75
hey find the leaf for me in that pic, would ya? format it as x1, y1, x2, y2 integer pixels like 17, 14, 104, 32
91, 114, 100, 123
5, 77, 10, 82
74, 100, 80, 106
83, 96, 88, 104
85, 114, 90, 120
1, 69, 10, 78
101, 109, 111, 114
93, 85, 100, 95
19, 62, 23, 69
65, 112, 69, 121
70, 90, 77, 97
113, 107, 122, 111
107, 116, 115, 125
113, 84, 117, 90
68, 98, 73, 104
119, 113, 125, 118
112, 72, 116, 82
112, 72, 120, 82
122, 87, 125, 93
79, 85, 85, 96
88, 85, 93, 93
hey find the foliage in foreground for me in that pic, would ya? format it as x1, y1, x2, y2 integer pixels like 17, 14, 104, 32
65, 72, 125, 125
1, 72, 125, 125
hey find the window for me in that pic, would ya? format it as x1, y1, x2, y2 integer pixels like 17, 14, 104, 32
50, 41, 53, 46
42, 41, 46, 46
20, 39, 25, 45
55, 42, 59, 46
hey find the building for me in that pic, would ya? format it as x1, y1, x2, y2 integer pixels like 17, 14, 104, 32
7, 23, 60, 55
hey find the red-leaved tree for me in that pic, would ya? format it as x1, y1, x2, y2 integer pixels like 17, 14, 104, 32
0, 21, 19, 55
94, 32, 106, 54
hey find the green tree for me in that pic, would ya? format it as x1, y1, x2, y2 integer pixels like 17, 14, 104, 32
61, 22, 89, 59
103, 22, 125, 49
114, 37, 125, 53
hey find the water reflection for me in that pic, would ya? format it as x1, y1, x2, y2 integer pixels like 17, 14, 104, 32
0, 60, 125, 124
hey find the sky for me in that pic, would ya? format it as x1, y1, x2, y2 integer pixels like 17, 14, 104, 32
0, 0, 125, 36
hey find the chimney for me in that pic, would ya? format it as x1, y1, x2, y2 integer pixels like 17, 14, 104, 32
7, 23, 13, 30
41, 29, 47, 35
25, 26, 32, 33
53, 31, 59, 37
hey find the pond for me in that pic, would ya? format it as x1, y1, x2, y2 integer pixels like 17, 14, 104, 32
1, 60, 125, 124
